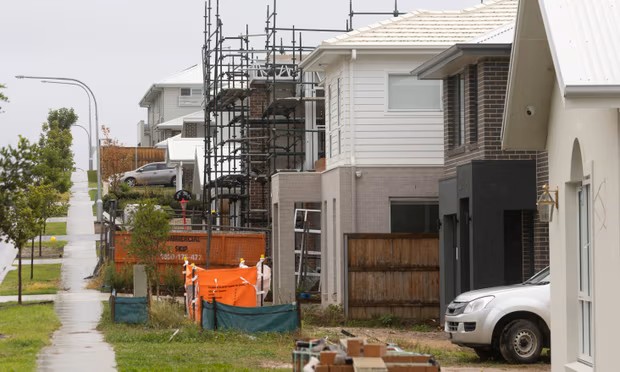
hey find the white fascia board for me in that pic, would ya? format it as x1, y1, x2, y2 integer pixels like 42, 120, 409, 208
301, 45, 444, 71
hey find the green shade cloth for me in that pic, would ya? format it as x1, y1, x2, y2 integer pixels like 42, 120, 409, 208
202, 300, 299, 333
113, 296, 148, 324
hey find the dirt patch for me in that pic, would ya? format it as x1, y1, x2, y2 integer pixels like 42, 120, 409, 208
20, 245, 64, 259
305, 326, 550, 371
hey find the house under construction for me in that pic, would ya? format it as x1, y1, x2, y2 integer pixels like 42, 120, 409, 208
199, 0, 344, 292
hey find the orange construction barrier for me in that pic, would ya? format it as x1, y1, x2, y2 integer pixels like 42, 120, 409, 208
186, 265, 258, 323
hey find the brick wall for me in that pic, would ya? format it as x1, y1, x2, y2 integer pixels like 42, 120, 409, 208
442, 57, 550, 279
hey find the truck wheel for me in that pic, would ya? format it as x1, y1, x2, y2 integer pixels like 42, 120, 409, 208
499, 319, 543, 364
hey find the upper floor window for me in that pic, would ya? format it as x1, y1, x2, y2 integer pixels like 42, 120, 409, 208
452, 74, 465, 147
469, 66, 478, 144
387, 74, 441, 111
180, 88, 202, 96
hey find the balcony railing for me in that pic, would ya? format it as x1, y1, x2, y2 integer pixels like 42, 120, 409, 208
178, 96, 202, 107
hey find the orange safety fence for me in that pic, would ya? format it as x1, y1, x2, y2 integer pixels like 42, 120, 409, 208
114, 231, 265, 277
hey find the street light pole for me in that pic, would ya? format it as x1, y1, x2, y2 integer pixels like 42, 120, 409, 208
15, 75, 103, 222
41, 80, 93, 171
71, 124, 91, 167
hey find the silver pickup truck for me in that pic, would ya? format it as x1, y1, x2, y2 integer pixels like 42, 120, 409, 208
444, 267, 550, 364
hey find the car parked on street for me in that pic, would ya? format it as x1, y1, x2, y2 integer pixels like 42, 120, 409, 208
444, 267, 550, 364
119, 162, 176, 187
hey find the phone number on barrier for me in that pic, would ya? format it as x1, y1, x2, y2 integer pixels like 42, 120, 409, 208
159, 253, 203, 261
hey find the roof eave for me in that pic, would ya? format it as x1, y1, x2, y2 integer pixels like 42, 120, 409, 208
413, 43, 512, 79
300, 44, 446, 71
139, 85, 162, 107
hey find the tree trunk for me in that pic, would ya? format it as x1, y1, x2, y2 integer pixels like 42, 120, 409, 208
17, 247, 22, 305
38, 233, 42, 257
30, 238, 34, 280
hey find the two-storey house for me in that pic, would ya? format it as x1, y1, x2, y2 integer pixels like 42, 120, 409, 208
413, 22, 549, 317
270, 0, 518, 306
138, 64, 203, 147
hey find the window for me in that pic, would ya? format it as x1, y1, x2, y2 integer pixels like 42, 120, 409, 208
578, 185, 593, 363
470, 66, 478, 143
390, 201, 439, 233
180, 88, 202, 96
388, 74, 441, 110
452, 75, 465, 147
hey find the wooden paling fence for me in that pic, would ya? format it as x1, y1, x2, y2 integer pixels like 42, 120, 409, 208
100, 146, 165, 175
345, 233, 440, 321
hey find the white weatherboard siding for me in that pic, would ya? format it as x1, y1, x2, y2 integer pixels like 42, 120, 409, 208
325, 54, 443, 169
161, 88, 200, 123
325, 60, 350, 168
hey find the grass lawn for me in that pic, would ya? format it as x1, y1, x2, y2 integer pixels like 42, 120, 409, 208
89, 189, 97, 202
98, 303, 293, 371
0, 302, 61, 371
45, 222, 67, 236
0, 264, 61, 296
21, 240, 67, 259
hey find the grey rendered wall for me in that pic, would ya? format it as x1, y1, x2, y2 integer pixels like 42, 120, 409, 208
271, 172, 321, 304
321, 165, 442, 306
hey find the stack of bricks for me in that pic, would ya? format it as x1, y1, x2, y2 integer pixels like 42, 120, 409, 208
314, 338, 439, 372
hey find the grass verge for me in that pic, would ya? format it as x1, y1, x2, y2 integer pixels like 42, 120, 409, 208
98, 301, 293, 371
89, 189, 97, 202
21, 240, 67, 259
0, 264, 61, 296
44, 222, 67, 236
0, 302, 61, 371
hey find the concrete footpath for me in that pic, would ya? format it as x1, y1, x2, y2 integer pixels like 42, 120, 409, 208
37, 171, 117, 371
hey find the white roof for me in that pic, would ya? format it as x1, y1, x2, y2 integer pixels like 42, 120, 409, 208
140, 65, 203, 107
469, 22, 515, 44
194, 143, 242, 189
155, 133, 180, 149
502, 0, 620, 151
156, 111, 204, 130
166, 137, 204, 164
539, 0, 620, 94
322, 0, 517, 48
156, 64, 202, 86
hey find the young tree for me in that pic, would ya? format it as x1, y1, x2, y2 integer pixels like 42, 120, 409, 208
127, 201, 171, 297
36, 108, 76, 193
29, 184, 61, 263
0, 137, 40, 304
100, 125, 133, 192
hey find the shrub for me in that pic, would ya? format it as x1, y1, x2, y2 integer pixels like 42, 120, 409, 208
103, 263, 134, 293
149, 299, 188, 329
161, 266, 184, 297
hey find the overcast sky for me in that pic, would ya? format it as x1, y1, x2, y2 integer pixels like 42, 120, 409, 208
0, 0, 481, 170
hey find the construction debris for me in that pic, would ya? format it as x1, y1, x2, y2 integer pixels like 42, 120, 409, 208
294, 336, 440, 372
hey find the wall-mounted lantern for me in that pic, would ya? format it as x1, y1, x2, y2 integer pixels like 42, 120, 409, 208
537, 184, 559, 223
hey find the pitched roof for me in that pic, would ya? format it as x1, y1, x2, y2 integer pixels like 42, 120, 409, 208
140, 65, 203, 107
502, 0, 620, 150
156, 110, 204, 130
539, 0, 620, 94
322, 0, 517, 48
156, 64, 202, 86
412, 22, 514, 79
